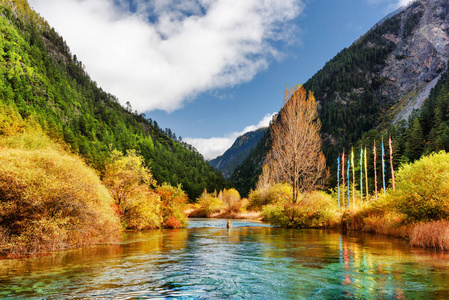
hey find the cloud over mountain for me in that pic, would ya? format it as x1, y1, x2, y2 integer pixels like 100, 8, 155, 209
184, 112, 275, 160
29, 0, 303, 113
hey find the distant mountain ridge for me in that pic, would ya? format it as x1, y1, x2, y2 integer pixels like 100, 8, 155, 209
232, 0, 449, 196
210, 128, 267, 180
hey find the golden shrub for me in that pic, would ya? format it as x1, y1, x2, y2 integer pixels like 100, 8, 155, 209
392, 151, 449, 223
0, 146, 121, 256
221, 188, 241, 213
103, 150, 162, 230
195, 190, 224, 217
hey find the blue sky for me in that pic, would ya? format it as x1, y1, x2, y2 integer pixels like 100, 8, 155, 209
29, 0, 411, 159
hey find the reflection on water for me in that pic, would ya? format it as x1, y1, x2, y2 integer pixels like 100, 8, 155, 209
1, 218, 449, 299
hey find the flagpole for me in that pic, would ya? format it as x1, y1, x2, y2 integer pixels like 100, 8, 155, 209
382, 139, 386, 195
360, 147, 363, 205
374, 141, 378, 201
342, 151, 345, 209
364, 147, 368, 199
337, 156, 341, 209
347, 153, 350, 208
389, 137, 395, 191
351, 148, 355, 206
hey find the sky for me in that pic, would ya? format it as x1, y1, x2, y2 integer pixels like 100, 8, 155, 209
28, 0, 413, 160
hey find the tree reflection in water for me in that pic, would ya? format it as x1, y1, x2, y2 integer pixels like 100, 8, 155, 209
1, 219, 449, 299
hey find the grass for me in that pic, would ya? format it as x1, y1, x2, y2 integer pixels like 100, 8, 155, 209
409, 221, 449, 250
0, 140, 121, 257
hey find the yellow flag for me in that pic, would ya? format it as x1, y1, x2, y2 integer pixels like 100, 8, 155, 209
365, 147, 368, 198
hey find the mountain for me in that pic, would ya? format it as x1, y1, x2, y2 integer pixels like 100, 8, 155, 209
209, 127, 267, 180
232, 0, 449, 196
0, 0, 228, 200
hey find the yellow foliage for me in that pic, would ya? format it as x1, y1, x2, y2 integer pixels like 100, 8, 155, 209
122, 190, 162, 230
391, 151, 449, 222
262, 191, 339, 228
222, 188, 241, 213
0, 104, 27, 136
195, 189, 224, 217
156, 183, 188, 228
103, 150, 161, 230
0, 146, 121, 256
249, 183, 292, 210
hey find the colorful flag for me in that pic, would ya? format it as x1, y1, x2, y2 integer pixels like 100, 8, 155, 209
337, 156, 341, 209
364, 147, 368, 198
342, 151, 345, 208
382, 139, 386, 195
347, 153, 350, 208
389, 136, 395, 191
374, 141, 378, 201
360, 147, 363, 205
351, 148, 355, 206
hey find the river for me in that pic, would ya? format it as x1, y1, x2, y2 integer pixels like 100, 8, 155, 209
1, 218, 449, 299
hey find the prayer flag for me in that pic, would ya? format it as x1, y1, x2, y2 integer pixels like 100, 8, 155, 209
364, 147, 368, 198
351, 148, 355, 206
382, 139, 386, 195
360, 147, 363, 205
337, 156, 341, 209
374, 141, 378, 200
389, 137, 395, 191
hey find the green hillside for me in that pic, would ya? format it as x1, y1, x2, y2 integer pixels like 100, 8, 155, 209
0, 0, 228, 201
231, 0, 449, 195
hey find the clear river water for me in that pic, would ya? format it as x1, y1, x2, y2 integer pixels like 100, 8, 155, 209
1, 218, 449, 299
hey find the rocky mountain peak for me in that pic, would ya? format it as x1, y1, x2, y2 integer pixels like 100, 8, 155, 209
380, 0, 449, 122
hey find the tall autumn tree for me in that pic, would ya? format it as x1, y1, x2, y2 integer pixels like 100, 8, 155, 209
266, 85, 327, 203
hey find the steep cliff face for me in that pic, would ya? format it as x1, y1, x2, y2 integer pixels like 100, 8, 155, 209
310, 0, 449, 130
232, 0, 449, 195
382, 0, 449, 122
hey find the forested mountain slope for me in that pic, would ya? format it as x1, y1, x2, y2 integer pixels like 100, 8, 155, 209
232, 0, 449, 195
0, 0, 228, 200
209, 128, 267, 180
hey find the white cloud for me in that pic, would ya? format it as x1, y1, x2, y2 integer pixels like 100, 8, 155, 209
28, 0, 303, 113
184, 112, 275, 160
398, 0, 414, 6
366, 0, 414, 9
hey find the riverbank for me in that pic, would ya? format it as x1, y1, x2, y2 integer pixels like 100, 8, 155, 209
256, 151, 449, 251
260, 194, 449, 251
340, 204, 449, 250
185, 204, 261, 220
3, 219, 449, 299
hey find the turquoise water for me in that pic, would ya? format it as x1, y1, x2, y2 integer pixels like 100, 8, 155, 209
1, 218, 449, 299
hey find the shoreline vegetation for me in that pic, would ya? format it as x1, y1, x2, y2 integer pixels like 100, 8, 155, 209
249, 150, 449, 251
1, 0, 448, 259
0, 105, 188, 258
188, 147, 449, 251
3, 88, 449, 259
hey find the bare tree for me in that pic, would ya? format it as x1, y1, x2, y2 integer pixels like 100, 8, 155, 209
266, 85, 327, 203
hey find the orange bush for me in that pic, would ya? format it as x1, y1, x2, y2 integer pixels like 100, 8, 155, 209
103, 150, 162, 230
0, 144, 121, 256
409, 220, 449, 250
156, 183, 188, 228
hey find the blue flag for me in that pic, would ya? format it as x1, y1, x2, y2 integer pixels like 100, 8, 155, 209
337, 156, 341, 209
